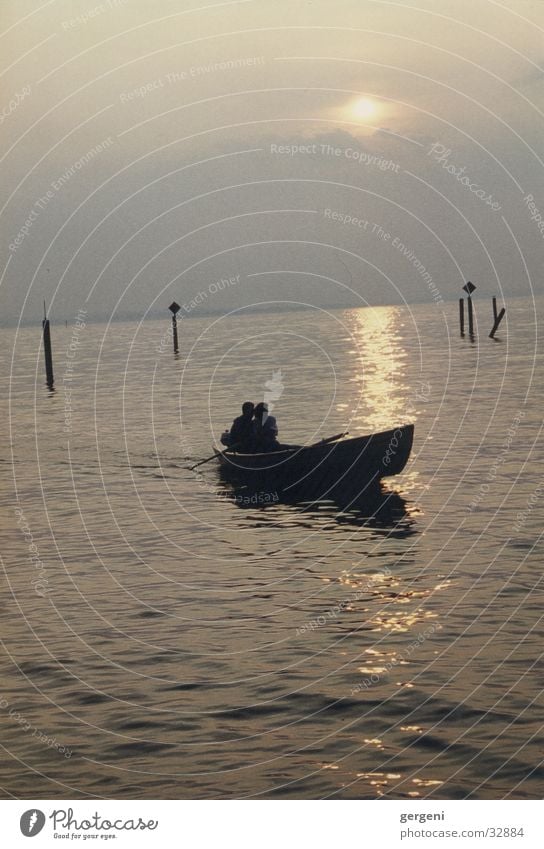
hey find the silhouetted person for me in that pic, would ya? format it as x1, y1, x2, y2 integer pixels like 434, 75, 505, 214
254, 402, 280, 452
226, 401, 256, 452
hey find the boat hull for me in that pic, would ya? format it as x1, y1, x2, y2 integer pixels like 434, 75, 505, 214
214, 425, 414, 501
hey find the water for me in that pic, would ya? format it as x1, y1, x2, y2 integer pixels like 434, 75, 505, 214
1, 297, 542, 799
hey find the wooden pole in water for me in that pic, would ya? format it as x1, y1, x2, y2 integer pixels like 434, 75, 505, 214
42, 301, 54, 388
462, 281, 476, 338
467, 295, 474, 336
492, 297, 498, 322
459, 298, 465, 335
168, 301, 180, 354
489, 307, 506, 338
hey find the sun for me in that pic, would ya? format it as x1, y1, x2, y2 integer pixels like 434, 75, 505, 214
349, 97, 379, 122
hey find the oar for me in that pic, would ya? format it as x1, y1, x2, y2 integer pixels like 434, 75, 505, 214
281, 431, 349, 452
190, 431, 348, 470
189, 443, 241, 471
313, 431, 349, 447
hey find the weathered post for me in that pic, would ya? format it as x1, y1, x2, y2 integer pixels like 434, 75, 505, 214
489, 295, 506, 338
489, 308, 506, 339
459, 298, 465, 335
168, 301, 180, 354
42, 301, 54, 389
463, 282, 476, 336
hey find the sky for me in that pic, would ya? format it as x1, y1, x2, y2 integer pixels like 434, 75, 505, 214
0, 0, 543, 324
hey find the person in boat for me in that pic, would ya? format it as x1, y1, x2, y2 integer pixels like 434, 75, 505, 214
222, 401, 257, 452
253, 402, 280, 452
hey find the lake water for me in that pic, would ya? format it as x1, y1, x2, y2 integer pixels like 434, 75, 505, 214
1, 297, 542, 799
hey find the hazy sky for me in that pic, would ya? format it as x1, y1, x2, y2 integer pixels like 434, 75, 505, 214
1, 0, 543, 323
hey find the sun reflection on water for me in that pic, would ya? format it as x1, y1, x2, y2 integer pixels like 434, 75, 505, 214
344, 306, 410, 433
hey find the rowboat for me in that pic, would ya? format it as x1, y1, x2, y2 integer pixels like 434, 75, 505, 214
214, 424, 414, 501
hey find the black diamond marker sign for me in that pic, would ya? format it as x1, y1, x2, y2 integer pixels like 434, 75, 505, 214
462, 282, 476, 295
168, 301, 180, 314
